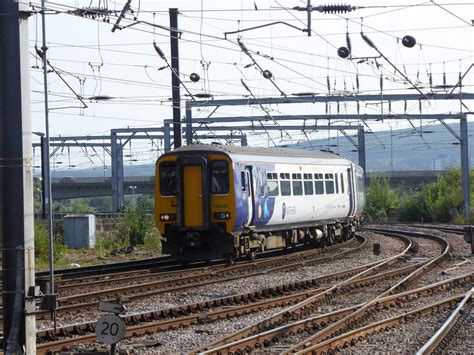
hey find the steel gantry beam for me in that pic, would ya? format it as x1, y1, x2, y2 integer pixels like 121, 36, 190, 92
165, 117, 367, 174
183, 93, 472, 217
110, 127, 248, 210
32, 129, 248, 211
183, 93, 472, 145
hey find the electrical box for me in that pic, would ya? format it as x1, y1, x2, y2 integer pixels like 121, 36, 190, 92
64, 214, 96, 249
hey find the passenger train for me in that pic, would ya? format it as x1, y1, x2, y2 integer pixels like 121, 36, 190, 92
154, 144, 365, 262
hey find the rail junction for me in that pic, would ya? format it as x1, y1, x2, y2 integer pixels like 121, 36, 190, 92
0, 224, 468, 354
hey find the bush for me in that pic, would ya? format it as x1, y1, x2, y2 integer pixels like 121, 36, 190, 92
34, 223, 67, 264
124, 196, 154, 247
365, 177, 401, 221
143, 228, 162, 251
399, 169, 462, 222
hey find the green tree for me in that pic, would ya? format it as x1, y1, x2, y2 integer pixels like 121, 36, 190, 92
365, 177, 401, 221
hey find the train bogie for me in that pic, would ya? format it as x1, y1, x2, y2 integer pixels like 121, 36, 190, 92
155, 144, 365, 261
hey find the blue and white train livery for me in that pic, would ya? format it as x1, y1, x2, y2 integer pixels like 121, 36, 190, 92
155, 144, 365, 261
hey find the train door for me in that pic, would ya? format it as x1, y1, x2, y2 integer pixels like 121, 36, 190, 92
176, 155, 209, 229
183, 165, 203, 227
347, 166, 356, 216
244, 166, 255, 225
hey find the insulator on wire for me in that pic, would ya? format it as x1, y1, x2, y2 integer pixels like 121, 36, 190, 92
153, 42, 166, 59
346, 32, 352, 53
315, 4, 355, 13
360, 32, 375, 48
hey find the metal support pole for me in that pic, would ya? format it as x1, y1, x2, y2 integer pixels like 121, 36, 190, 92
164, 122, 172, 152
40, 136, 47, 219
1, 1, 36, 352
306, 0, 312, 36
111, 132, 119, 211
357, 127, 366, 184
39, 0, 57, 330
170, 8, 181, 148
185, 105, 193, 145
117, 144, 124, 210
460, 115, 470, 218
111, 133, 125, 211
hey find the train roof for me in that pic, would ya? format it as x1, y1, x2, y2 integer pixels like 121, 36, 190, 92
166, 143, 347, 160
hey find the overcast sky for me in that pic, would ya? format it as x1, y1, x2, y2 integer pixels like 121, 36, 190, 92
25, 0, 474, 171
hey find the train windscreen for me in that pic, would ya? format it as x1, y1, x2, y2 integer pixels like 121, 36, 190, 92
210, 160, 229, 194
160, 161, 177, 196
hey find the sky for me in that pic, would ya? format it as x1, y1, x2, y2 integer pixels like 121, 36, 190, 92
24, 0, 474, 173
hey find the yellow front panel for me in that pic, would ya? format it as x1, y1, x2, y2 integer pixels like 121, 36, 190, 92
184, 165, 203, 227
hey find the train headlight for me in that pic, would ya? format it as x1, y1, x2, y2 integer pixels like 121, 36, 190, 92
160, 213, 176, 222
214, 212, 231, 220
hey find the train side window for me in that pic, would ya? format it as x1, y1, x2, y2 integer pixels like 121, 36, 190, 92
267, 172, 279, 196
304, 173, 313, 195
335, 174, 339, 194
280, 173, 291, 196
314, 173, 324, 195
292, 173, 303, 196
325, 173, 335, 194
211, 160, 229, 194
340, 173, 345, 193
160, 161, 177, 196
241, 171, 246, 192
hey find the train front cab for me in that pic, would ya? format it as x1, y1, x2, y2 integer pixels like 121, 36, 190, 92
155, 152, 236, 261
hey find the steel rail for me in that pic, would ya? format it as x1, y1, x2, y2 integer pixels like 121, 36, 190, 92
282, 229, 451, 353
35, 236, 364, 317
35, 273, 473, 353
36, 258, 420, 346
417, 287, 473, 355
199, 229, 449, 354
35, 255, 176, 279
299, 294, 467, 354
197, 232, 414, 353
194, 273, 472, 355
38, 254, 456, 353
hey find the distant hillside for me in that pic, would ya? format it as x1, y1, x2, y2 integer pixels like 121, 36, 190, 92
289, 121, 472, 171
50, 121, 472, 177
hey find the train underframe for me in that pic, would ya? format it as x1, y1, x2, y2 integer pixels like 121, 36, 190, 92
162, 217, 363, 262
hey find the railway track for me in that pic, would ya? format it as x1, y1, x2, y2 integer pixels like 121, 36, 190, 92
0, 238, 358, 325
417, 287, 473, 354
194, 228, 452, 354
33, 235, 363, 320
35, 233, 417, 352
11, 225, 470, 353
36, 255, 177, 279
34, 232, 409, 352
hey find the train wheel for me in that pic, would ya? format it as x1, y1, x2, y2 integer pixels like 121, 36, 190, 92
248, 249, 257, 261
224, 253, 235, 265
327, 233, 334, 246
